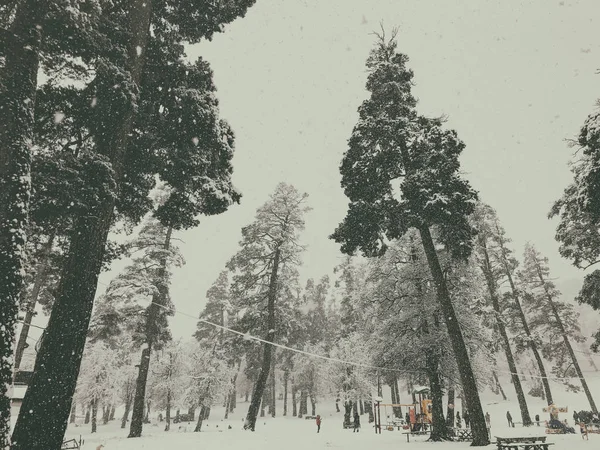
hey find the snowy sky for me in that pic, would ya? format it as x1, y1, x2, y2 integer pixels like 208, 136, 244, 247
89, 0, 600, 341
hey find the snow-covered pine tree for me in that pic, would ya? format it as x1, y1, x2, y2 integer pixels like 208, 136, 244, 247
550, 105, 600, 354
519, 244, 597, 413
13, 2, 256, 446
226, 183, 310, 431
330, 29, 488, 446
472, 203, 532, 425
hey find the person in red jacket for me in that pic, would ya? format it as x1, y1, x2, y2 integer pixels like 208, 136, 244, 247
316, 415, 322, 433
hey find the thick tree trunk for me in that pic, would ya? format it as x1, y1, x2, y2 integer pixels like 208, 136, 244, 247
0, 0, 47, 445
109, 404, 116, 421
84, 405, 90, 424
121, 392, 132, 429
480, 241, 531, 425
91, 399, 98, 433
69, 402, 76, 424
283, 370, 289, 416
129, 346, 151, 436
446, 386, 455, 427
427, 352, 450, 441
343, 401, 353, 428
244, 247, 280, 431
311, 395, 316, 416
418, 226, 489, 446
497, 233, 554, 406
225, 393, 231, 419
165, 390, 171, 431
10, 1, 153, 448
538, 268, 598, 414
188, 405, 195, 420
358, 397, 363, 415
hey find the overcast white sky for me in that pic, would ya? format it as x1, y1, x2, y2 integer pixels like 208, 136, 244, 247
92, 0, 600, 340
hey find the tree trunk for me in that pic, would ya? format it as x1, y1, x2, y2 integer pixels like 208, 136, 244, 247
260, 391, 266, 418
144, 400, 151, 424
10, 1, 154, 448
129, 346, 151, 437
121, 392, 133, 429
102, 403, 110, 425
69, 402, 76, 424
194, 405, 206, 432
480, 240, 531, 425
446, 386, 455, 427
188, 405, 195, 420
129, 227, 172, 437
283, 370, 289, 416
14, 232, 56, 371
84, 405, 90, 425
343, 401, 353, 428
225, 393, 231, 419
418, 226, 489, 446
311, 395, 317, 416
427, 352, 450, 441
165, 390, 171, 431
492, 371, 508, 401
230, 381, 237, 412
299, 390, 307, 417
292, 383, 297, 417
203, 406, 210, 420
537, 268, 598, 414
496, 230, 554, 406
270, 357, 276, 418
0, 0, 47, 445
358, 397, 363, 415
365, 400, 374, 423
109, 404, 116, 421
91, 399, 98, 433
244, 247, 280, 431
394, 377, 402, 416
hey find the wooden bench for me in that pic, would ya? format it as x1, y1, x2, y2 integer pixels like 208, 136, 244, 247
453, 428, 474, 441
402, 430, 429, 442
496, 436, 551, 450
61, 436, 84, 449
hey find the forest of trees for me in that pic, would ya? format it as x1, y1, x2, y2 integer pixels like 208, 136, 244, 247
1, 3, 600, 450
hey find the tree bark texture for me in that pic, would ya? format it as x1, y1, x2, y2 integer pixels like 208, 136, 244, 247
10, 0, 153, 448
418, 226, 489, 446
244, 247, 280, 431
480, 241, 532, 425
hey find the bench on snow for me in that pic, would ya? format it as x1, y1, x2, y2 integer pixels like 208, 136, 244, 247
495, 435, 552, 450
402, 430, 429, 442
61, 436, 84, 449
452, 427, 474, 441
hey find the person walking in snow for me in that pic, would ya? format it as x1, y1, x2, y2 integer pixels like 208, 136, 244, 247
316, 415, 321, 433
353, 411, 361, 433
506, 411, 513, 428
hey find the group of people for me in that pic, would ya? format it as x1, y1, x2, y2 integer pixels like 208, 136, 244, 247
455, 410, 491, 429
314, 412, 361, 434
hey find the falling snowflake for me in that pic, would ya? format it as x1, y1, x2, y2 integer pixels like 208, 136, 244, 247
91, 97, 97, 108
54, 111, 65, 124
136, 46, 143, 56
192, 137, 199, 146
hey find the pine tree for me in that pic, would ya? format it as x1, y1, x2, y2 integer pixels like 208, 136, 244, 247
473, 204, 532, 425
330, 30, 488, 446
11, 2, 256, 446
227, 183, 310, 431
519, 244, 597, 413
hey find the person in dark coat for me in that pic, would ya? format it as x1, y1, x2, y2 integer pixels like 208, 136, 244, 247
506, 411, 513, 428
353, 411, 361, 433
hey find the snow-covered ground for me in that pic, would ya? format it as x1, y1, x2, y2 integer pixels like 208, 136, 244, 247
60, 377, 600, 449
